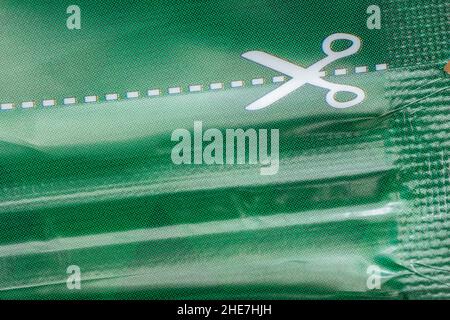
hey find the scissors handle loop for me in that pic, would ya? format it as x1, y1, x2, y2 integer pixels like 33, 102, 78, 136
310, 33, 361, 72
326, 84, 365, 109
322, 33, 361, 58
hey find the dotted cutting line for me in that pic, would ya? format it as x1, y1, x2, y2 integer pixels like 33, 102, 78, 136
0, 63, 388, 110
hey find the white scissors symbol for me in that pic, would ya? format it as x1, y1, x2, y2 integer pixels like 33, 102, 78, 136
242, 33, 365, 110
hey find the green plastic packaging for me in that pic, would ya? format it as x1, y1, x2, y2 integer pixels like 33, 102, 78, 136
0, 0, 448, 299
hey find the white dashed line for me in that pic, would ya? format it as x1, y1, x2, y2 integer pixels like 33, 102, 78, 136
63, 97, 76, 105
231, 80, 244, 88
147, 89, 161, 96
272, 76, 286, 83
84, 96, 97, 103
126, 91, 139, 99
1, 62, 388, 110
375, 63, 388, 71
43, 99, 56, 107
21, 101, 34, 109
251, 78, 264, 85
1, 103, 14, 110
105, 93, 119, 101
168, 87, 181, 94
189, 85, 202, 92
210, 82, 223, 90
334, 68, 347, 76
355, 66, 368, 73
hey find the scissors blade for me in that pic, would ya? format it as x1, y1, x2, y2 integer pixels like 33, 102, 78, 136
245, 78, 306, 110
241, 51, 306, 77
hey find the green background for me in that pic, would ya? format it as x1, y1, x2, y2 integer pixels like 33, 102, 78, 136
0, 0, 387, 104
0, 0, 410, 299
